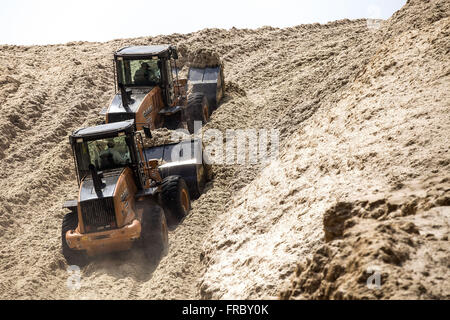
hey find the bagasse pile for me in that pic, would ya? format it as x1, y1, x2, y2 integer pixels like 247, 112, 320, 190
0, 0, 448, 299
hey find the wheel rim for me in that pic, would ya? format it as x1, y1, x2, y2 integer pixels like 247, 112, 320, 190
180, 188, 189, 214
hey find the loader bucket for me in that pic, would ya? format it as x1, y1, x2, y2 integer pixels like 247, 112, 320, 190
188, 66, 224, 110
144, 139, 205, 197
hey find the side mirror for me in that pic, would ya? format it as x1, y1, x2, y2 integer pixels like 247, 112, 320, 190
143, 126, 152, 139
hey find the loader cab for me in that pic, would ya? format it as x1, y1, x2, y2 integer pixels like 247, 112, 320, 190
114, 45, 178, 107
69, 120, 145, 187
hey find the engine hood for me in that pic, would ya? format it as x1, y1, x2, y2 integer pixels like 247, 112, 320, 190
79, 169, 123, 202
108, 88, 153, 114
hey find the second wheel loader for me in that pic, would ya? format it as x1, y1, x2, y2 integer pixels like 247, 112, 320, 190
101, 45, 225, 133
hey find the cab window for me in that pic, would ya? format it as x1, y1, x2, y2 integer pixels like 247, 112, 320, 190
117, 58, 161, 86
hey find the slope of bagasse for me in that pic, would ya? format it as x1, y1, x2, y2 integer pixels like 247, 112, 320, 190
0, 0, 448, 299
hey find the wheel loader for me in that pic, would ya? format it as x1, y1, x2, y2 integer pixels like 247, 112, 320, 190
100, 45, 225, 133
61, 119, 208, 266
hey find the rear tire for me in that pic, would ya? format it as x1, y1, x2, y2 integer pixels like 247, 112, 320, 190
186, 93, 210, 134
160, 176, 191, 226
61, 211, 88, 267
141, 206, 169, 264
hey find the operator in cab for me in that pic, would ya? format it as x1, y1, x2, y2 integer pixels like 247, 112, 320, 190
134, 62, 159, 85
99, 139, 130, 169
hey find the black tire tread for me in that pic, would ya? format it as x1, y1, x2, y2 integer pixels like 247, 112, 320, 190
161, 176, 191, 223
61, 211, 87, 267
191, 164, 206, 199
141, 206, 168, 263
186, 93, 209, 133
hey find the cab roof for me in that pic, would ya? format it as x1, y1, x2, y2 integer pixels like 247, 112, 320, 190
115, 45, 171, 58
70, 120, 135, 141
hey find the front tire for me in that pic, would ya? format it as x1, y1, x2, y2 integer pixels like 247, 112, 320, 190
160, 176, 191, 226
186, 92, 210, 134
61, 211, 88, 267
141, 206, 169, 264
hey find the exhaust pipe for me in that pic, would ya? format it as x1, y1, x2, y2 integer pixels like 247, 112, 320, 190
89, 164, 105, 195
